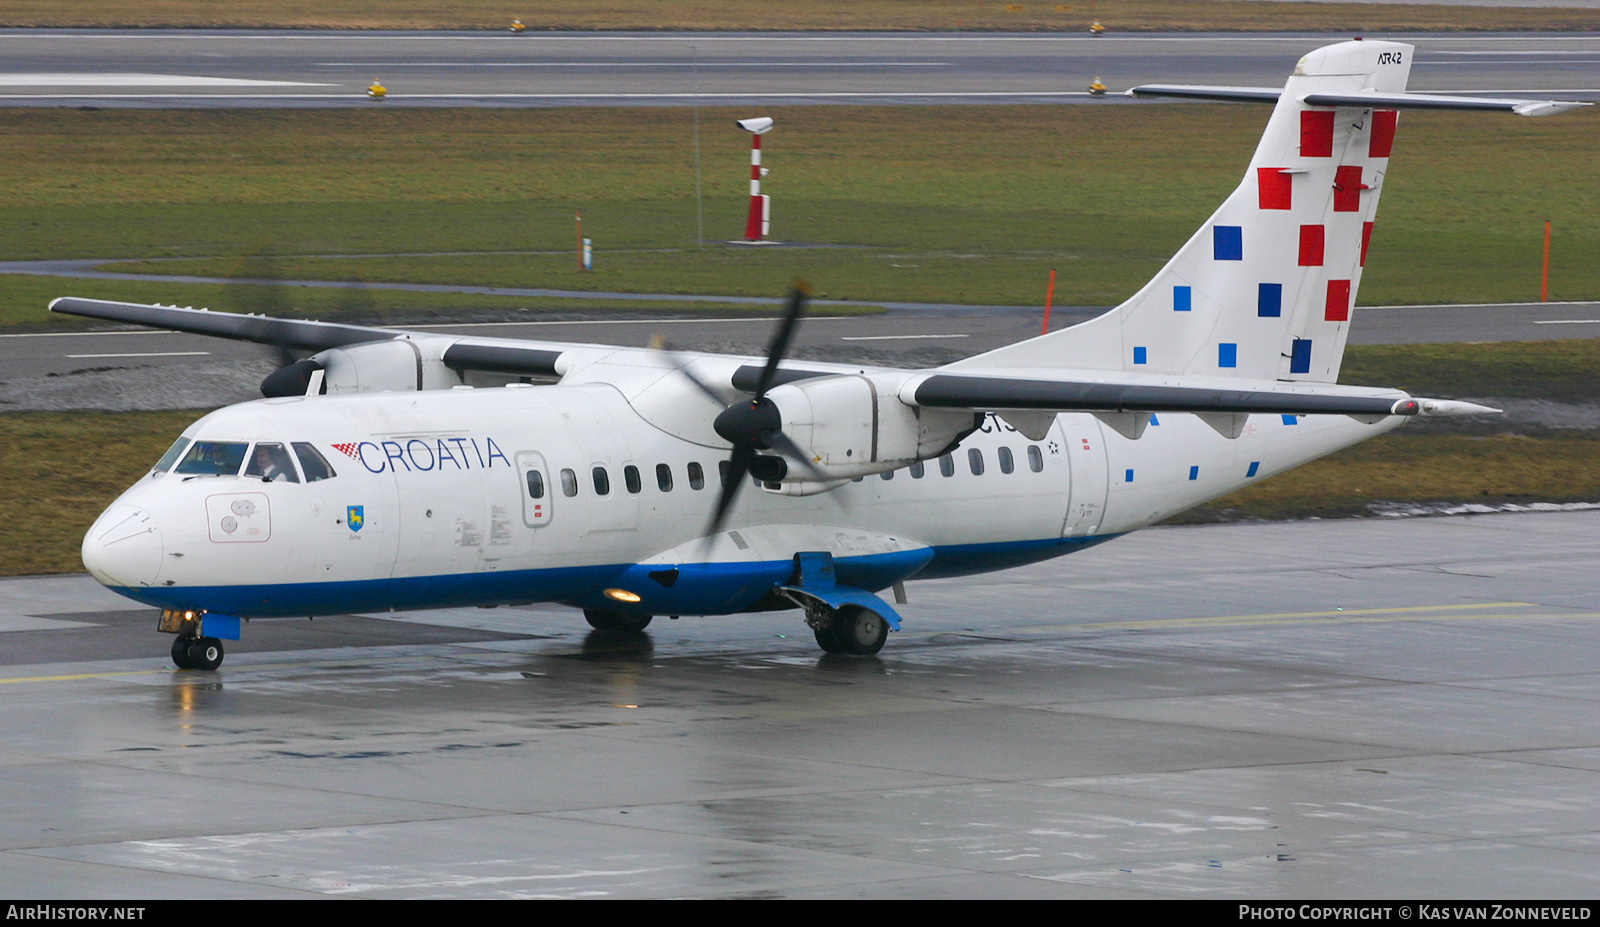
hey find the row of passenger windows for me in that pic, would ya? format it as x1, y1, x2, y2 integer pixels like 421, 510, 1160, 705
154, 438, 337, 483
525, 445, 1047, 500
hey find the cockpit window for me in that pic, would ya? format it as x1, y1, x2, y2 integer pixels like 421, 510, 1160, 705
174, 441, 249, 476
293, 443, 336, 482
153, 437, 190, 473
245, 443, 301, 483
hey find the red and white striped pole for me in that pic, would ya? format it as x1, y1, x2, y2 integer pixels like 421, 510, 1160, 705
736, 117, 773, 241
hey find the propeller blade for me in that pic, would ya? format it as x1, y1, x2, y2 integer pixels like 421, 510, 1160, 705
706, 446, 754, 539
652, 340, 727, 406
753, 281, 809, 399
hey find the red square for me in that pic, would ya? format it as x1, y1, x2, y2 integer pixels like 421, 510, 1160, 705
1301, 110, 1335, 157
1361, 221, 1375, 267
1299, 225, 1325, 266
1370, 110, 1398, 158
1325, 280, 1351, 321
1258, 168, 1292, 209
1334, 165, 1364, 213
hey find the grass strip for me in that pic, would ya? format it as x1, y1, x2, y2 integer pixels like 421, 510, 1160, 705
3, 105, 1595, 331
1, 1, 1595, 32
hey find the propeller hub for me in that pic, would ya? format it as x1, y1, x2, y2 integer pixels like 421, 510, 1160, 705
714, 398, 782, 449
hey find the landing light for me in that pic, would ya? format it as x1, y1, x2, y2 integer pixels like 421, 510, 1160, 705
603, 588, 642, 604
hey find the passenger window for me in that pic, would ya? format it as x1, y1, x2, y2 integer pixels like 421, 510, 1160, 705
939, 454, 955, 477
687, 462, 705, 491
998, 446, 1014, 474
656, 463, 673, 492
561, 468, 578, 497
293, 443, 336, 482
968, 448, 985, 476
174, 441, 249, 476
1027, 445, 1044, 473
245, 442, 301, 483
718, 460, 730, 487
909, 460, 925, 479
592, 466, 610, 496
526, 470, 545, 499
153, 437, 190, 473
624, 465, 642, 494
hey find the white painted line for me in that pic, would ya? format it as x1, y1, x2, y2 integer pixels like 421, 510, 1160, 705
1533, 319, 1600, 324
317, 61, 951, 68
841, 333, 969, 341
0, 73, 332, 87
66, 351, 211, 358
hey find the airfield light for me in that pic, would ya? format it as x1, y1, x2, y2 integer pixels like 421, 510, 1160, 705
736, 117, 774, 241
604, 588, 643, 604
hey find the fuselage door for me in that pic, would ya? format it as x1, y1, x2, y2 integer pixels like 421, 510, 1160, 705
516, 451, 553, 528
1060, 416, 1108, 537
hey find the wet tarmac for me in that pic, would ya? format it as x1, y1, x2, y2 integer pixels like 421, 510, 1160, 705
2, 510, 1597, 898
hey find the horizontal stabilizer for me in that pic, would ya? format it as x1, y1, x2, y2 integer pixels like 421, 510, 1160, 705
1128, 84, 1590, 117
906, 373, 1417, 418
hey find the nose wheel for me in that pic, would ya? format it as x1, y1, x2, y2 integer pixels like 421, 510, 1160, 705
171, 635, 224, 671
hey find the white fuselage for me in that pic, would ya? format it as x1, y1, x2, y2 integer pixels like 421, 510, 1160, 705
83, 380, 1402, 621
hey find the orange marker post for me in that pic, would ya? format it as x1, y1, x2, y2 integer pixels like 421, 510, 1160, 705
1042, 268, 1057, 335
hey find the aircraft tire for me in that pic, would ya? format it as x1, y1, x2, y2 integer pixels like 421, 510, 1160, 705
835, 606, 888, 656
186, 637, 224, 671
170, 635, 195, 669
584, 610, 653, 633
813, 623, 845, 654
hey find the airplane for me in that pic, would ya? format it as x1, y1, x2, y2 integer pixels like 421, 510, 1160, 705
53, 41, 1588, 670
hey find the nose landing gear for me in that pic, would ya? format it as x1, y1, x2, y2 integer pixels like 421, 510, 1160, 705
159, 608, 229, 670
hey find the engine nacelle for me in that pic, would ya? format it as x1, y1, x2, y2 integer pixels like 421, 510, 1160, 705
762, 373, 977, 484
262, 336, 463, 397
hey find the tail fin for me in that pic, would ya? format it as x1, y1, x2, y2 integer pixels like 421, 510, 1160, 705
954, 40, 1414, 383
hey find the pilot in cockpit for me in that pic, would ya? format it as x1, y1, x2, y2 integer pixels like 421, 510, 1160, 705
245, 442, 300, 483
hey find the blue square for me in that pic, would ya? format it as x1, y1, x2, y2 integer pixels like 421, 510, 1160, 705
1214, 225, 1243, 261
1247, 461, 1261, 477
1282, 414, 1299, 426
1219, 342, 1238, 368
1290, 339, 1313, 374
1133, 346, 1147, 364
1173, 286, 1191, 312
1125, 469, 1134, 483
1258, 283, 1283, 318
1188, 465, 1199, 481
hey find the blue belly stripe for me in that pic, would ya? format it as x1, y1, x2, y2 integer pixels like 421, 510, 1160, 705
103, 535, 1118, 620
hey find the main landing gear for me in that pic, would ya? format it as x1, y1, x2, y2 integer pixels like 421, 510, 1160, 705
584, 609, 653, 633
810, 604, 889, 656
171, 635, 224, 671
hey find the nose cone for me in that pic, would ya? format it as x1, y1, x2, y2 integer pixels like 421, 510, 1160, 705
82, 505, 162, 589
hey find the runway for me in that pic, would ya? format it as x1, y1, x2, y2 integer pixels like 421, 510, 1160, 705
0, 30, 1596, 107
2, 509, 1597, 898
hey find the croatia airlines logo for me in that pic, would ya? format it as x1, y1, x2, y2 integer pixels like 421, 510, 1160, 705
329, 437, 510, 475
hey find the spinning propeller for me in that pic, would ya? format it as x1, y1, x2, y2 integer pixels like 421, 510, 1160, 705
659, 283, 826, 537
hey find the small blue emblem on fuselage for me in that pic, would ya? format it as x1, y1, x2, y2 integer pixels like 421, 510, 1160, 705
347, 505, 364, 532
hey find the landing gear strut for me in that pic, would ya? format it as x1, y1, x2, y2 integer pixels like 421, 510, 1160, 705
811, 605, 888, 656
584, 610, 653, 633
